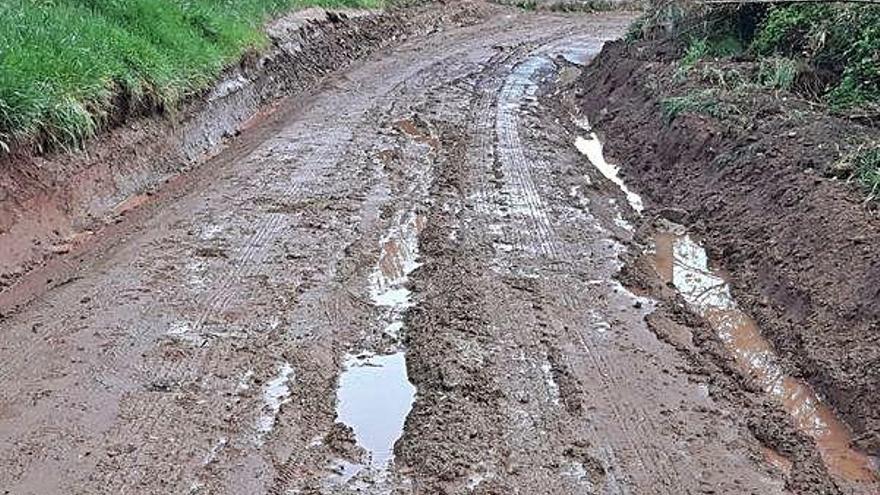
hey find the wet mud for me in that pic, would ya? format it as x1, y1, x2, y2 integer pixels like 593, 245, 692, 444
0, 1, 490, 302
651, 224, 878, 485
0, 3, 868, 494
573, 36, 880, 466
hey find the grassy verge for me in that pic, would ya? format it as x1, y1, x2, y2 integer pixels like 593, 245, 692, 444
0, 0, 381, 151
498, 0, 645, 14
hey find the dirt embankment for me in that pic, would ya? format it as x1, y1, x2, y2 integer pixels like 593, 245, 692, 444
0, 2, 490, 296
573, 38, 880, 457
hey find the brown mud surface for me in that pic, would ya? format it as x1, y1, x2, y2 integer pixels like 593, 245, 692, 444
0, 2, 875, 494
572, 36, 880, 475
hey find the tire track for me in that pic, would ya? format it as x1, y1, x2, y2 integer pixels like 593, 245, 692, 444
479, 37, 702, 493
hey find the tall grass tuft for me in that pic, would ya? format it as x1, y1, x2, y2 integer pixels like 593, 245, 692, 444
0, 0, 382, 150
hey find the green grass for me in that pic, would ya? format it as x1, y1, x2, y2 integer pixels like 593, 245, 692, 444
835, 145, 880, 200
0, 0, 381, 150
661, 90, 726, 123
757, 56, 798, 92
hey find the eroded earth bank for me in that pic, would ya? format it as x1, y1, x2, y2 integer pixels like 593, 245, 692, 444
0, 2, 877, 494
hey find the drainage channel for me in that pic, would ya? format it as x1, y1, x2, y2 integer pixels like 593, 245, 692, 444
574, 127, 879, 485
652, 223, 880, 485
330, 210, 423, 485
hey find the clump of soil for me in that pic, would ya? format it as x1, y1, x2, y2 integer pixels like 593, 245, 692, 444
571, 38, 880, 457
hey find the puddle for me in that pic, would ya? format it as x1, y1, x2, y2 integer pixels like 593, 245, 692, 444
653, 228, 879, 483
332, 209, 423, 482
337, 352, 416, 470
575, 134, 643, 214
257, 362, 294, 441
546, 38, 605, 66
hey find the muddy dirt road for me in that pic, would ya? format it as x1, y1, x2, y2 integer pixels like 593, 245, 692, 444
0, 4, 877, 494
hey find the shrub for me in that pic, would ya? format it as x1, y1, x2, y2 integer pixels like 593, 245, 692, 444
751, 4, 880, 110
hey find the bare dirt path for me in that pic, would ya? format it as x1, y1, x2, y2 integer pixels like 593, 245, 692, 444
0, 4, 866, 494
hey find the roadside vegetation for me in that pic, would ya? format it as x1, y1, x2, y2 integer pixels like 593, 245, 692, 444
628, 1, 880, 199
501, 0, 644, 14
0, 0, 381, 151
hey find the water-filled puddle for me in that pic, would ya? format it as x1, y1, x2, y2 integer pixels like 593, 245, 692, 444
653, 228, 879, 483
257, 362, 294, 442
336, 352, 416, 469
370, 212, 424, 307
575, 134, 643, 214
332, 210, 423, 482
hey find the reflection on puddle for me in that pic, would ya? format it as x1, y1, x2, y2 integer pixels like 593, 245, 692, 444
332, 210, 424, 483
653, 228, 878, 483
370, 212, 425, 306
257, 362, 294, 441
337, 352, 416, 470
575, 133, 643, 214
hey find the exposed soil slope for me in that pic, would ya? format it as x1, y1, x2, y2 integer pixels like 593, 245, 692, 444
573, 38, 880, 458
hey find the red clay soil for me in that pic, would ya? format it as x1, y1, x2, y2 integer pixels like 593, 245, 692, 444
574, 38, 880, 458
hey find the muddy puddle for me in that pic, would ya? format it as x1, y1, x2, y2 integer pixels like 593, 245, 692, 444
651, 225, 879, 483
332, 210, 423, 483
337, 352, 416, 470
574, 133, 643, 214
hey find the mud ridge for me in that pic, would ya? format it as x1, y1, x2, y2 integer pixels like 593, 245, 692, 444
0, 1, 492, 297
570, 38, 880, 459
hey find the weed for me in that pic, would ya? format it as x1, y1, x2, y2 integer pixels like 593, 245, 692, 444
510, 0, 537, 10
676, 34, 742, 78
698, 66, 746, 91
757, 57, 798, 92
661, 91, 718, 122
506, 0, 638, 13
835, 145, 880, 200
625, 16, 646, 43
680, 39, 709, 71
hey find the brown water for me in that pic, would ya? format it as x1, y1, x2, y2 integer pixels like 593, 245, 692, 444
394, 118, 439, 150
652, 229, 879, 484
